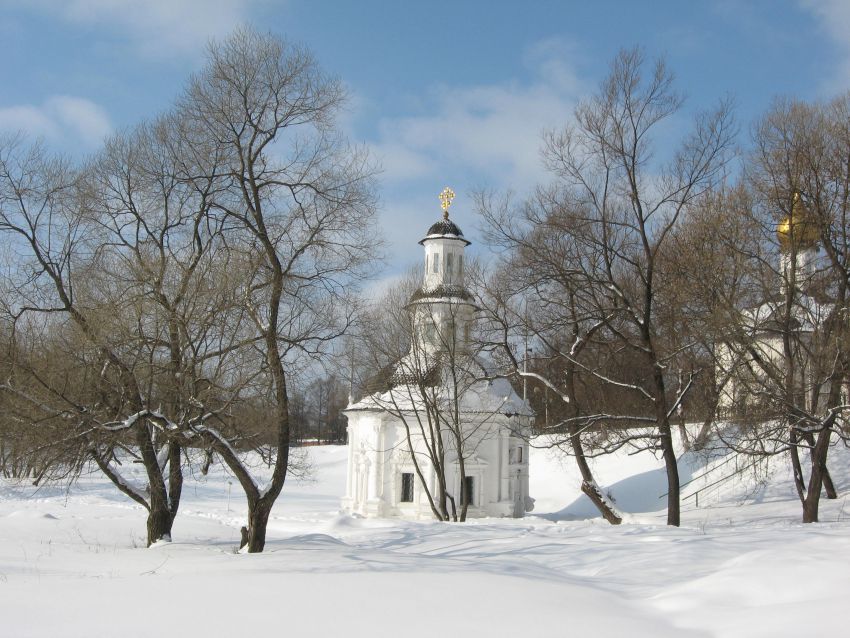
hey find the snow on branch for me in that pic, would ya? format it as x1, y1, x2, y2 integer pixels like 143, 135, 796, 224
92, 450, 150, 510
187, 423, 260, 496
666, 370, 699, 420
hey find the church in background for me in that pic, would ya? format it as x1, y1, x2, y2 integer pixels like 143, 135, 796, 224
717, 192, 837, 416
342, 189, 533, 519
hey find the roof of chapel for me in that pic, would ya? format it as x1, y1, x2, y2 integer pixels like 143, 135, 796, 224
419, 217, 471, 245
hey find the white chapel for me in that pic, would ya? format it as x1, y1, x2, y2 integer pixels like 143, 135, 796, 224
342, 188, 533, 520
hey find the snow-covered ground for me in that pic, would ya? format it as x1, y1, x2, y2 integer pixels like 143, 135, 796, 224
2, 436, 849, 638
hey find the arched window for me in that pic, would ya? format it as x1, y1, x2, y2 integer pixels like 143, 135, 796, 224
432, 252, 440, 274
446, 252, 454, 280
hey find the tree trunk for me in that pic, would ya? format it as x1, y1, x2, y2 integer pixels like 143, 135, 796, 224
659, 421, 681, 526
447, 493, 457, 522
651, 356, 681, 527
567, 421, 622, 524
146, 500, 174, 546
802, 428, 832, 523
678, 422, 691, 452
138, 424, 174, 546
789, 428, 807, 503
692, 414, 714, 452
143, 441, 183, 547
580, 480, 622, 525
244, 499, 272, 553
572, 437, 622, 524
167, 442, 183, 519
564, 367, 622, 525
433, 456, 451, 520
821, 465, 838, 500
801, 431, 837, 499
457, 452, 469, 523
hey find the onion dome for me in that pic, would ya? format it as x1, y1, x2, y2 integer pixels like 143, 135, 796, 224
777, 191, 819, 251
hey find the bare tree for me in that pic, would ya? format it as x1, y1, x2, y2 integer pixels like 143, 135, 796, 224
176, 27, 379, 551
478, 48, 734, 526
478, 193, 622, 524
0, 133, 190, 545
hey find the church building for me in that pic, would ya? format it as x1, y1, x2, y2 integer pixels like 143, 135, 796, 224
717, 191, 832, 415
342, 188, 533, 520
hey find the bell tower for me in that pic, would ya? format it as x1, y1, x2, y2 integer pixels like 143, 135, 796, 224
777, 191, 819, 295
409, 187, 476, 352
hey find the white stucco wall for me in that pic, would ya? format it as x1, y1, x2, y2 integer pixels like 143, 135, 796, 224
342, 409, 532, 520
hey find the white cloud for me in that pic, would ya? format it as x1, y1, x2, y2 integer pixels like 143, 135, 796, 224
799, 0, 850, 92
13, 0, 260, 58
373, 142, 434, 182
370, 37, 585, 192
0, 95, 112, 149
522, 37, 582, 95
47, 96, 113, 141
800, 0, 850, 45
0, 106, 56, 139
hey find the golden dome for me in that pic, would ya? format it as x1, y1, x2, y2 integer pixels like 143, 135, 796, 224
777, 191, 819, 251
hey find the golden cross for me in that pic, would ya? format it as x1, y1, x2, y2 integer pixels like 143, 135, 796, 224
439, 187, 455, 218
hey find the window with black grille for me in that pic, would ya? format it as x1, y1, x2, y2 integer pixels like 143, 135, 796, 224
400, 472, 414, 502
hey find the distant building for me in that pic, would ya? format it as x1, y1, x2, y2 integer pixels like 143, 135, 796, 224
717, 192, 839, 416
342, 190, 533, 519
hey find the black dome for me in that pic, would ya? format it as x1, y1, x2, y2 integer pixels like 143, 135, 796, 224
419, 216, 471, 245
426, 218, 464, 237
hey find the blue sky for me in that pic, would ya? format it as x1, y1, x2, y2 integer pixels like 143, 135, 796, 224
1, 0, 849, 282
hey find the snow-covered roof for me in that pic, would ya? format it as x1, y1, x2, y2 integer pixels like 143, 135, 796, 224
738, 293, 830, 335
346, 358, 533, 418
